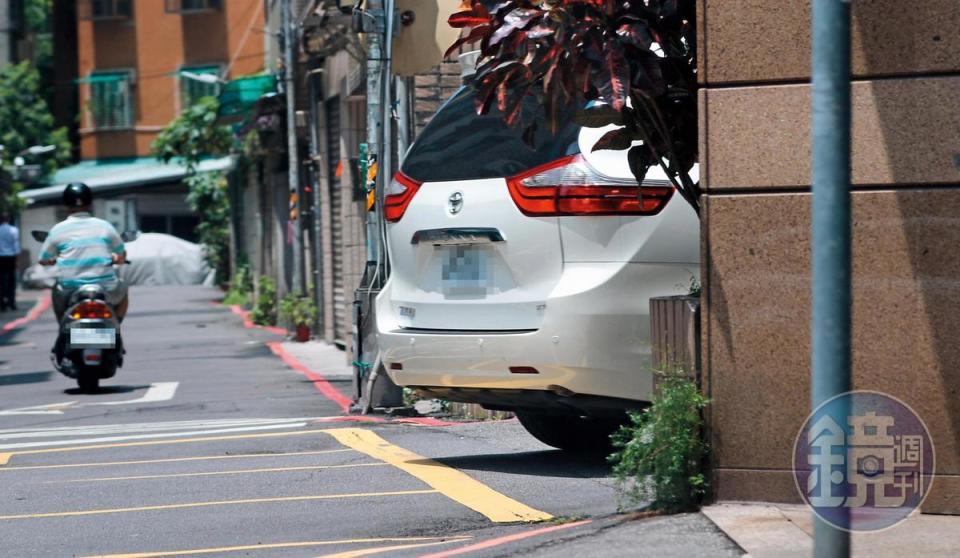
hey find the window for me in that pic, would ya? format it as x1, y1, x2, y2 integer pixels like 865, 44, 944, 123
79, 0, 133, 20
165, 0, 222, 13
88, 71, 134, 130
179, 65, 222, 109
401, 87, 581, 183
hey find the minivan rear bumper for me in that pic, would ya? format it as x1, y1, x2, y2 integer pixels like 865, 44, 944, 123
376, 261, 698, 407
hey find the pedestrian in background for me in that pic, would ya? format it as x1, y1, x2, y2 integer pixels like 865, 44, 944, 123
0, 212, 20, 311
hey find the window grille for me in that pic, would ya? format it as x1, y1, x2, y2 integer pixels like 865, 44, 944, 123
165, 0, 223, 13
78, 0, 133, 20
88, 71, 134, 130
179, 66, 222, 109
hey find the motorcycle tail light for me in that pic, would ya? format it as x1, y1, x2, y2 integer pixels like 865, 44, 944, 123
71, 301, 113, 320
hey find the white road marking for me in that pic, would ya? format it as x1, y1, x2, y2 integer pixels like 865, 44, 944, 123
0, 422, 310, 451
0, 382, 178, 417
0, 402, 77, 416
84, 382, 179, 407
0, 417, 322, 441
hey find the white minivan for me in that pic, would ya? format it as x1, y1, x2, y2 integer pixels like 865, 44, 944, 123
376, 87, 699, 449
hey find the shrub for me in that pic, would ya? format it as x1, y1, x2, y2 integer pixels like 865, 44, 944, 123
609, 371, 709, 512
250, 276, 277, 326
222, 264, 253, 307
279, 292, 317, 328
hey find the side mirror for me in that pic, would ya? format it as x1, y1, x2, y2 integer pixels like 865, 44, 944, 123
31, 230, 48, 242
121, 230, 141, 242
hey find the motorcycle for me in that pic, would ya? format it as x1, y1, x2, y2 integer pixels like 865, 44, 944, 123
32, 230, 135, 392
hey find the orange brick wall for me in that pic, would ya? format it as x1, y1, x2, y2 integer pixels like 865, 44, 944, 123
76, 1, 265, 160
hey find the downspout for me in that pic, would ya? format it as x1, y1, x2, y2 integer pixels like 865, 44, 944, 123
306, 67, 325, 337
811, 1, 852, 556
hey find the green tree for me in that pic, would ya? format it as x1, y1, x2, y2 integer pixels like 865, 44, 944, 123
25, 0, 54, 72
152, 97, 233, 173
0, 60, 71, 213
152, 96, 234, 282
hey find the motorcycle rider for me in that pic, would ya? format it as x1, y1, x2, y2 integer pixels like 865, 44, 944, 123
38, 183, 129, 328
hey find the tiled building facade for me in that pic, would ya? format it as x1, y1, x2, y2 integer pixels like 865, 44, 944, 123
699, 0, 960, 513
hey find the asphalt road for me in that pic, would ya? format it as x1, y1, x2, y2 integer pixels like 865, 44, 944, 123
0, 286, 741, 558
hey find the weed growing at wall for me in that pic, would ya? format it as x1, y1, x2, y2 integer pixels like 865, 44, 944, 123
222, 264, 253, 307
251, 276, 277, 326
609, 371, 709, 512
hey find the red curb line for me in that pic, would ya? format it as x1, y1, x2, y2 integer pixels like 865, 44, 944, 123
1, 294, 52, 333
268, 341, 354, 413
221, 301, 464, 427
418, 519, 594, 558
229, 304, 287, 336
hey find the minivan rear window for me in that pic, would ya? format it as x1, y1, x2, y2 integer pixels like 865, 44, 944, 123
401, 87, 580, 183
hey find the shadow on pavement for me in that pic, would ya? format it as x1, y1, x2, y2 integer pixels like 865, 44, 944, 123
0, 371, 53, 386
63, 384, 150, 396
430, 449, 613, 479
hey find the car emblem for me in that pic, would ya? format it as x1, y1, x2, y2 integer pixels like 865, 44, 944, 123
448, 191, 464, 215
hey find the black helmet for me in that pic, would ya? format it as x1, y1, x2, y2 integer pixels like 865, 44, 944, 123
63, 183, 93, 208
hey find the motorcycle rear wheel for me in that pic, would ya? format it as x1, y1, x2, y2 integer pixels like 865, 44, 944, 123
77, 374, 99, 393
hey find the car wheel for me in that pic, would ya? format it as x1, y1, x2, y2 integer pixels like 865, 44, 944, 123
515, 410, 625, 452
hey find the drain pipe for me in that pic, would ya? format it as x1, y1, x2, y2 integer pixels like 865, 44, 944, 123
306, 67, 325, 337
811, 0, 852, 556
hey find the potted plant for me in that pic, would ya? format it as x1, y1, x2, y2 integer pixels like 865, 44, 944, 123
280, 293, 317, 342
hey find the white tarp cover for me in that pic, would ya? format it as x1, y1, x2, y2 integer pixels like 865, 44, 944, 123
119, 233, 216, 286
22, 233, 215, 288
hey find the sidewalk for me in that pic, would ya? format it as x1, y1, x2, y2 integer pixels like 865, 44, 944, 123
277, 339, 353, 380
702, 502, 959, 558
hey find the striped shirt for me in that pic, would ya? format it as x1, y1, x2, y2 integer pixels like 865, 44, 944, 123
39, 213, 125, 289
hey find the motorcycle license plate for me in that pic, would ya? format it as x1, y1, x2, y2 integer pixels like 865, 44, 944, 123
70, 328, 116, 348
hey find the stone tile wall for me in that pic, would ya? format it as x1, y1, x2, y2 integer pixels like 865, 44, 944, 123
699, 0, 960, 513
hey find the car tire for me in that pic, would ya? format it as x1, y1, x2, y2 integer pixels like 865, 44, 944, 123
515, 410, 625, 452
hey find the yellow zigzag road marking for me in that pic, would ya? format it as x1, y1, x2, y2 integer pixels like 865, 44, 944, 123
42, 462, 388, 483
0, 490, 438, 521
0, 449, 353, 472
83, 536, 472, 558
0, 428, 338, 466
317, 539, 469, 558
323, 428, 553, 523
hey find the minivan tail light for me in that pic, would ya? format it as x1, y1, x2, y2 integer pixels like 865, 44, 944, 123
506, 155, 674, 216
385, 172, 422, 222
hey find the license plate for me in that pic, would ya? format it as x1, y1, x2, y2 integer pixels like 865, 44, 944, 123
70, 328, 116, 348
441, 246, 490, 295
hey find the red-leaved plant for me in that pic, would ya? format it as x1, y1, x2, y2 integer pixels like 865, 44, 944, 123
447, 0, 700, 212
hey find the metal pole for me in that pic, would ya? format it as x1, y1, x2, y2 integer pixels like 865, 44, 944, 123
378, 0, 396, 275
283, 0, 304, 294
364, 0, 384, 265
396, 76, 411, 165
307, 68, 325, 335
811, 0, 852, 556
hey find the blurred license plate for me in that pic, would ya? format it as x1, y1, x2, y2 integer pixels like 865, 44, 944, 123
70, 328, 115, 348
441, 246, 490, 294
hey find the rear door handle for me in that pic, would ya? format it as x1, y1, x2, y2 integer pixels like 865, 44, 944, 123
411, 228, 506, 245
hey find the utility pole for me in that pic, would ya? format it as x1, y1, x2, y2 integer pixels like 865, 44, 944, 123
811, 0, 852, 556
283, 0, 304, 294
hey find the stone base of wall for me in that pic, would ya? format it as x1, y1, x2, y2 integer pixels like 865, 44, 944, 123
447, 402, 514, 421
